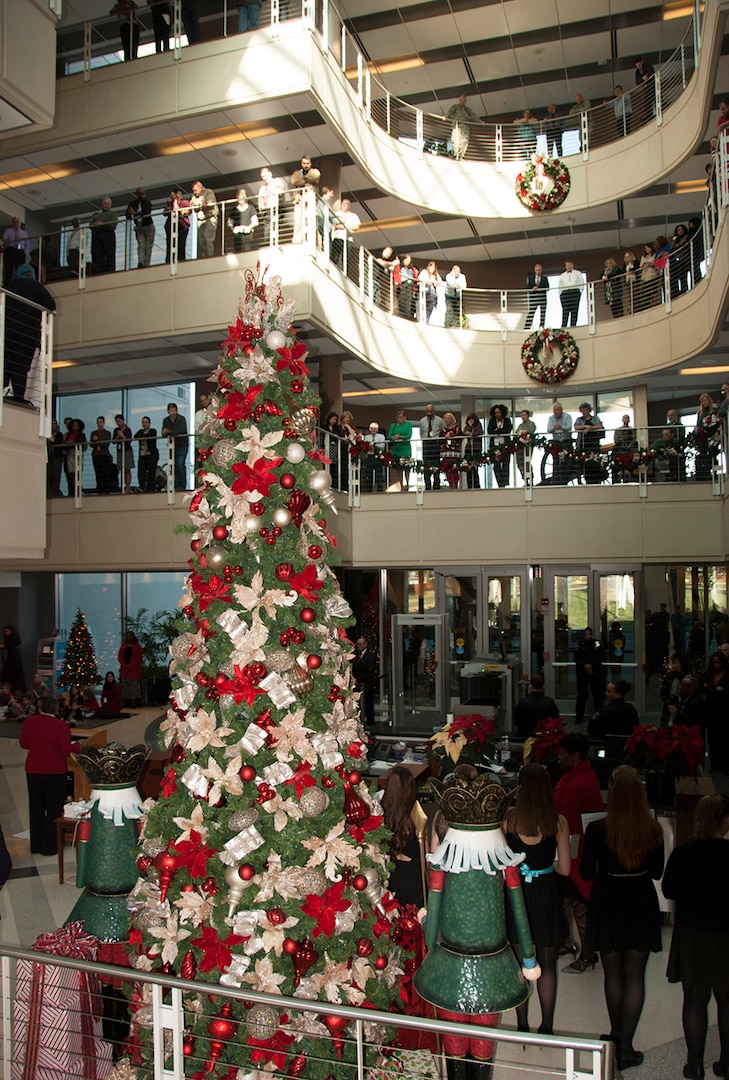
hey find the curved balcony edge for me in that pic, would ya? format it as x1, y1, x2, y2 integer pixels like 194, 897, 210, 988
1, 2, 726, 221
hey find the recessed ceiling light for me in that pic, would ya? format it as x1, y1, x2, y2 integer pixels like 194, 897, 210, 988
679, 366, 729, 375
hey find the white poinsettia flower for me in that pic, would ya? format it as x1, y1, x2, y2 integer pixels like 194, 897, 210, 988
314, 953, 351, 1003
172, 802, 208, 843
173, 890, 215, 927
148, 914, 191, 965
234, 570, 296, 617
186, 708, 234, 753
273, 708, 316, 760
288, 1014, 330, 1039
259, 915, 299, 955
242, 955, 287, 994
261, 790, 304, 832
229, 610, 269, 666
236, 424, 285, 464
203, 754, 243, 804
351, 956, 375, 989
301, 821, 362, 879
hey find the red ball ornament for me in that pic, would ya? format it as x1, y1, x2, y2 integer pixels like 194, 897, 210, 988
280, 631, 292, 646
250, 502, 265, 516
223, 567, 233, 582
267, 907, 286, 925
275, 562, 295, 582
195, 672, 210, 687
308, 545, 322, 560
348, 770, 361, 785
322, 775, 335, 789
180, 883, 196, 892
212, 525, 228, 541
183, 1034, 196, 1057
239, 863, 255, 881
234, 565, 243, 575
353, 874, 368, 891
300, 607, 316, 624
240, 764, 256, 782
272, 526, 282, 538
283, 937, 298, 955
171, 743, 186, 763
375, 955, 388, 971
356, 937, 374, 957
137, 855, 153, 873
259, 528, 269, 538
224, 418, 237, 431
249, 662, 267, 681
280, 473, 296, 490
266, 536, 277, 546
182, 605, 194, 618
213, 673, 228, 688
292, 630, 306, 645
291, 380, 304, 394
208, 1013, 235, 1042
190, 539, 200, 553
202, 877, 220, 896
205, 688, 217, 700
306, 654, 322, 670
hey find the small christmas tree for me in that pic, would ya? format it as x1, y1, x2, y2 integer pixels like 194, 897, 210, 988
126, 271, 412, 1079
59, 608, 101, 688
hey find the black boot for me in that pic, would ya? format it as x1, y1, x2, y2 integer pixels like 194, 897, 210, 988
446, 1057, 469, 1080
684, 1057, 705, 1080
468, 1059, 494, 1080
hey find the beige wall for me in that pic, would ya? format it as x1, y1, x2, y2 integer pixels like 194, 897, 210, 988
0, 408, 47, 561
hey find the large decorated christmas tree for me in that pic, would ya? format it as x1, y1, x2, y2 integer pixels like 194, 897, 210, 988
60, 607, 102, 688
126, 272, 411, 1079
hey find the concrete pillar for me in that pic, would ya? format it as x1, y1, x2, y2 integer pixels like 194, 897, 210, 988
319, 355, 343, 418
318, 157, 342, 203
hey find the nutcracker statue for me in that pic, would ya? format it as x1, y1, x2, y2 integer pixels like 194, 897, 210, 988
413, 771, 540, 1080
67, 742, 149, 941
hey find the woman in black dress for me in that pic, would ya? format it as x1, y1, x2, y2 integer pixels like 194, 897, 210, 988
662, 793, 729, 1080
0, 625, 25, 692
382, 765, 425, 908
581, 765, 664, 1070
504, 763, 571, 1035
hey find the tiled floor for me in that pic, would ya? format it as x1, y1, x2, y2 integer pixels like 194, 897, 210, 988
0, 710, 718, 1078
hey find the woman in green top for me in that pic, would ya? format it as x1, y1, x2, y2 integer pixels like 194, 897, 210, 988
388, 409, 413, 491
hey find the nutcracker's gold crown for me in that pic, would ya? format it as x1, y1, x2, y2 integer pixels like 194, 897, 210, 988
71, 742, 149, 786
430, 772, 516, 825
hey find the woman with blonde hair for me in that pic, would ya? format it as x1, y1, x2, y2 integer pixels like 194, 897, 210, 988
581, 766, 664, 1070
504, 763, 571, 1034
601, 257, 624, 318
663, 794, 729, 1080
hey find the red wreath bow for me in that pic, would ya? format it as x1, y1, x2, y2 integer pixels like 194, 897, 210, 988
231, 456, 283, 496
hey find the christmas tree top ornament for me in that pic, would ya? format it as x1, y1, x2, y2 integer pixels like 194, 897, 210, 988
124, 269, 412, 1080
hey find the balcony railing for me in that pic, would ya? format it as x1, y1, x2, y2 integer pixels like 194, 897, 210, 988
55, 0, 703, 172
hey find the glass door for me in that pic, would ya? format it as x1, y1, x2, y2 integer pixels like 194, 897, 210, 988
390, 613, 448, 732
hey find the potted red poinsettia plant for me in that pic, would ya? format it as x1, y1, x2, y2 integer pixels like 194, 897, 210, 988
523, 717, 566, 768
427, 713, 497, 775
625, 723, 705, 805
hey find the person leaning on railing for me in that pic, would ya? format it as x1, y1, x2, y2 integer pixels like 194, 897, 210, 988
134, 416, 160, 492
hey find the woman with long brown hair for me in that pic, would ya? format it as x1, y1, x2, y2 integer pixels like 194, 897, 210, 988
503, 763, 571, 1035
663, 794, 729, 1080
581, 765, 664, 1070
382, 765, 426, 908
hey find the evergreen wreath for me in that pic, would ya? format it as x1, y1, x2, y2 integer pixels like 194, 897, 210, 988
522, 328, 579, 384
515, 154, 571, 212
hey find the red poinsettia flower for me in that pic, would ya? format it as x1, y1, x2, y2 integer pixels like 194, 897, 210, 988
217, 386, 263, 422
217, 664, 266, 707
189, 572, 231, 612
248, 1019, 295, 1071
172, 829, 220, 879
449, 713, 496, 746
287, 564, 324, 603
160, 768, 178, 798
300, 879, 352, 938
231, 456, 283, 496
221, 317, 252, 357
530, 718, 566, 763
189, 924, 246, 973
284, 760, 316, 798
347, 813, 383, 843
276, 341, 310, 376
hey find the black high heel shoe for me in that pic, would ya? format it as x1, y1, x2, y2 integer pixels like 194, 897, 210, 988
562, 954, 598, 973
684, 1058, 705, 1079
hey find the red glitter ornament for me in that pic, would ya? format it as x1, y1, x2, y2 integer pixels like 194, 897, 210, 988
239, 863, 255, 881
291, 380, 304, 394
275, 562, 295, 582
171, 743, 186, 763
375, 955, 388, 970
322, 775, 335, 789
136, 855, 152, 874
224, 418, 237, 431
286, 489, 311, 526
306, 654, 322, 670
213, 525, 228, 541
202, 877, 220, 896
300, 607, 316, 624
356, 937, 374, 957
267, 908, 285, 925
250, 502, 265, 516
280, 473, 296, 490
291, 939, 318, 988
182, 605, 194, 618
240, 764, 256, 782
249, 662, 267, 681
280, 630, 292, 646
308, 545, 322, 559
180, 950, 196, 980
353, 874, 368, 891
288, 1053, 307, 1076
292, 630, 306, 645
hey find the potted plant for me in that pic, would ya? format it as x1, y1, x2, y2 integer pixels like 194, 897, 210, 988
624, 723, 705, 805
122, 608, 178, 706
427, 713, 497, 775
523, 717, 567, 769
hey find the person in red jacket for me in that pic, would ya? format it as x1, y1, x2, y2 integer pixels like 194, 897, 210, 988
554, 732, 604, 972
118, 630, 143, 707
20, 709, 80, 855
97, 671, 124, 718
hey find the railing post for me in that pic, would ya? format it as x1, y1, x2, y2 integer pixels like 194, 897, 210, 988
302, 0, 313, 28
356, 53, 363, 109
416, 109, 424, 153
694, 0, 702, 53
166, 438, 175, 505
385, 92, 391, 135
350, 457, 361, 507
588, 281, 596, 334
680, 42, 687, 89
0, 292, 4, 430
581, 111, 589, 160
321, 0, 328, 51
417, 281, 426, 327
664, 263, 672, 314
73, 443, 82, 509
170, 209, 179, 275
340, 23, 346, 71
271, 0, 280, 33
83, 20, 91, 81
523, 443, 533, 502
500, 290, 508, 342
655, 71, 663, 126
78, 226, 88, 290
364, 67, 371, 122
39, 310, 53, 438
271, 195, 279, 248
172, 0, 182, 59
495, 124, 503, 172
358, 246, 365, 303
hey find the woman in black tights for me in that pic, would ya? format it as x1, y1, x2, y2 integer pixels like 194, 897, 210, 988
504, 763, 572, 1035
663, 793, 729, 1080
581, 765, 664, 1070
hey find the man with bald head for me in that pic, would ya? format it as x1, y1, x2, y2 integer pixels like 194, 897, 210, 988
90, 197, 119, 273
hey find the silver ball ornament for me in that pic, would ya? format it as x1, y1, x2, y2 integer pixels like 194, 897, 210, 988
244, 513, 261, 534
206, 545, 227, 571
272, 507, 292, 528
142, 837, 167, 858
246, 1004, 280, 1041
299, 787, 330, 818
228, 808, 259, 831
286, 443, 306, 465
212, 441, 239, 468
266, 329, 287, 351
298, 868, 327, 895
309, 470, 332, 493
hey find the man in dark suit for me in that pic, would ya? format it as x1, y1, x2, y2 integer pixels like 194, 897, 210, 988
524, 263, 548, 330
352, 636, 377, 728
634, 55, 656, 125
514, 673, 559, 736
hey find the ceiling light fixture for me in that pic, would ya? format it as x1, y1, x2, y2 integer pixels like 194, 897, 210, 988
663, 1, 702, 19
342, 387, 418, 397
679, 365, 729, 375
345, 54, 425, 78
155, 123, 278, 156
52, 360, 78, 369
673, 179, 708, 193
355, 215, 423, 232
0, 162, 85, 191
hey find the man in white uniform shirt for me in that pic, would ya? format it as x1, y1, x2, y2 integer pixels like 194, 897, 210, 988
330, 199, 360, 268
419, 404, 445, 490
558, 260, 584, 327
